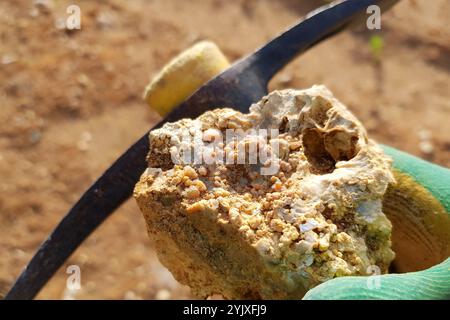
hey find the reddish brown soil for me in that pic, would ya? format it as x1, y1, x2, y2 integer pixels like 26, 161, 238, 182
0, 0, 449, 299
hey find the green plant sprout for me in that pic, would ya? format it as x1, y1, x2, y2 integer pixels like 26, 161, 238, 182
369, 34, 384, 61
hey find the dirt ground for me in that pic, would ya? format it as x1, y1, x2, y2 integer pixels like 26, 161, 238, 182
0, 0, 449, 299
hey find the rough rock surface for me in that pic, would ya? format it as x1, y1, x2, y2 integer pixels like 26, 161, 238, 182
134, 85, 395, 299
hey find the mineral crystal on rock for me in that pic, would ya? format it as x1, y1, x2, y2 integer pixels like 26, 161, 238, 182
134, 85, 395, 299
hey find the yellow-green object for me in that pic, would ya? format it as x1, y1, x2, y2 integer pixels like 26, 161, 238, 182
143, 41, 230, 116
143, 41, 450, 300
369, 34, 384, 61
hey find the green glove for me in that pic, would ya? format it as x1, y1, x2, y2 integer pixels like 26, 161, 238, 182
304, 145, 450, 300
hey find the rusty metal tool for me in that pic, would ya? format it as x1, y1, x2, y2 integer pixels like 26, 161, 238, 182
5, 0, 398, 300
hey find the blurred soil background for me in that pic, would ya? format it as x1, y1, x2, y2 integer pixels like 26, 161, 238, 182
0, 0, 449, 299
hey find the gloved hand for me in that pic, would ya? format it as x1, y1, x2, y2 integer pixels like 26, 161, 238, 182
304, 146, 450, 299
144, 41, 450, 300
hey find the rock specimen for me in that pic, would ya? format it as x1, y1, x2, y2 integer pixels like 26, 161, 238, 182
134, 85, 395, 299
